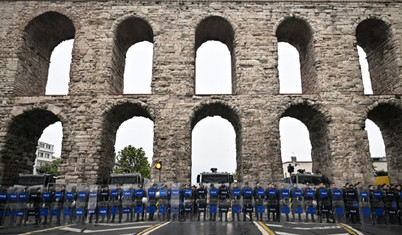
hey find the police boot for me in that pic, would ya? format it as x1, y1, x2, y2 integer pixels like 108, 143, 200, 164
267, 213, 270, 222
197, 213, 200, 221
219, 212, 222, 221
249, 213, 253, 221
225, 213, 228, 222
311, 215, 315, 223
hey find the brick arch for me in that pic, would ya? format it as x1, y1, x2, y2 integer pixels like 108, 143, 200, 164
110, 16, 154, 94
275, 16, 318, 94
99, 102, 154, 184
366, 103, 402, 184
356, 18, 398, 94
15, 11, 76, 96
0, 109, 62, 186
280, 102, 333, 182
190, 101, 243, 181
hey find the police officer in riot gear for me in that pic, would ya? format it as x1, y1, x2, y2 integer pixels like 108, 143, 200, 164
344, 183, 359, 224
110, 184, 123, 223
196, 183, 207, 221
218, 182, 230, 222
303, 183, 316, 222
266, 183, 279, 222
134, 185, 146, 222
316, 182, 331, 223
97, 185, 110, 223
231, 182, 241, 222
30, 187, 42, 225
254, 182, 265, 221
242, 182, 253, 221
209, 184, 218, 221
290, 183, 302, 222
148, 184, 158, 221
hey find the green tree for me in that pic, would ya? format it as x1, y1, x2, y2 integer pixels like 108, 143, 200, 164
38, 159, 61, 176
233, 169, 237, 181
114, 145, 151, 178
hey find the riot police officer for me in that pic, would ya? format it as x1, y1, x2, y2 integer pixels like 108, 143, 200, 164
110, 184, 123, 223
253, 182, 265, 221
208, 184, 218, 221
384, 184, 398, 224
148, 184, 158, 221
134, 185, 146, 222
266, 183, 279, 222
242, 182, 253, 221
231, 182, 242, 222
344, 183, 359, 224
316, 182, 331, 223
290, 183, 303, 222
396, 184, 401, 225
218, 182, 230, 222
97, 185, 110, 223
303, 183, 316, 222
196, 183, 207, 221
30, 187, 42, 225
182, 184, 193, 221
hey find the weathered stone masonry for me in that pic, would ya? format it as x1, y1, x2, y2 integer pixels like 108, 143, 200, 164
0, 0, 401, 186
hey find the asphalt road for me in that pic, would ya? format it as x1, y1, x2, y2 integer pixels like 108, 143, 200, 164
0, 220, 400, 235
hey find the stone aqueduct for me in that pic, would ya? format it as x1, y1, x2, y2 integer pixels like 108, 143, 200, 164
0, 0, 401, 186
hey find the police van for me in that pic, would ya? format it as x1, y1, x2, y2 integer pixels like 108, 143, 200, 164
108, 173, 149, 186
196, 168, 234, 186
14, 173, 56, 187
285, 172, 330, 188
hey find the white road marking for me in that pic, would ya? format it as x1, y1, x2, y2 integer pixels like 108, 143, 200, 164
140, 221, 170, 235
60, 225, 150, 233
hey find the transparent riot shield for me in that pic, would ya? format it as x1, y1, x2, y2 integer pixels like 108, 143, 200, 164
384, 189, 398, 224
266, 184, 280, 222
121, 184, 134, 222
97, 185, 110, 223
169, 183, 180, 221
317, 187, 331, 223
86, 185, 99, 223
242, 183, 254, 221
358, 188, 372, 225
0, 186, 8, 226
344, 188, 359, 224
62, 185, 76, 225
372, 190, 385, 224
133, 185, 145, 221
26, 186, 43, 225
4, 187, 18, 226
254, 183, 266, 222
50, 184, 64, 225
291, 187, 304, 222
158, 184, 169, 221
279, 186, 290, 222
304, 188, 317, 222
208, 185, 218, 221
147, 184, 158, 221
14, 186, 28, 226
109, 184, 122, 223
231, 183, 242, 222
195, 184, 207, 221
331, 188, 345, 223
74, 184, 88, 224
398, 190, 402, 225
182, 186, 193, 221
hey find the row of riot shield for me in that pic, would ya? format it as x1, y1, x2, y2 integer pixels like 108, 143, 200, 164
0, 184, 401, 226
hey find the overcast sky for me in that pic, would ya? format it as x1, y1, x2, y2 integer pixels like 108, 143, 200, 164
40, 39, 385, 184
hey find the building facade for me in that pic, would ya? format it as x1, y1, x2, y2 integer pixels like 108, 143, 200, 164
33, 141, 57, 175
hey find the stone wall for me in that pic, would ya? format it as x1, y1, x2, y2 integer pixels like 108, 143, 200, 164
0, 0, 401, 186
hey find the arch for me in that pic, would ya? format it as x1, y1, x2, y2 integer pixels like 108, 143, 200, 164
111, 17, 154, 94
280, 103, 332, 181
15, 11, 75, 96
195, 16, 235, 94
100, 102, 154, 184
190, 102, 242, 181
276, 17, 318, 93
367, 103, 402, 184
0, 109, 62, 185
356, 18, 398, 94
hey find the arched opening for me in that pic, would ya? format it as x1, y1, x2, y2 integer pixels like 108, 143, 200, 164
365, 119, 387, 175
191, 116, 236, 184
356, 18, 398, 94
16, 11, 75, 96
195, 16, 235, 95
46, 39, 74, 95
111, 17, 154, 94
0, 109, 62, 185
101, 103, 153, 184
281, 104, 331, 182
279, 117, 311, 178
34, 122, 63, 174
123, 41, 153, 94
357, 46, 373, 95
367, 104, 402, 184
277, 42, 302, 94
191, 103, 241, 183
276, 17, 317, 93
195, 41, 231, 94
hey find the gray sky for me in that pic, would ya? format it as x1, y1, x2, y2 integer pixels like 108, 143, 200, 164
40, 40, 385, 184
